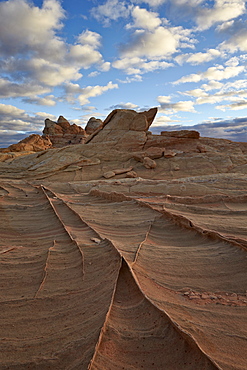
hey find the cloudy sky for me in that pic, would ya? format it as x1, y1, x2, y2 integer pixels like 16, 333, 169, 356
0, 0, 247, 147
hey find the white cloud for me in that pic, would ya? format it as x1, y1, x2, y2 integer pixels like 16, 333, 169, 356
77, 82, 119, 105
0, 78, 51, 99
133, 0, 166, 6
220, 29, 247, 52
26, 58, 82, 86
99, 62, 111, 72
88, 71, 100, 78
69, 44, 102, 68
126, 6, 162, 30
151, 115, 180, 126
117, 75, 143, 83
157, 96, 196, 113
216, 20, 234, 32
120, 25, 194, 59
113, 57, 173, 74
133, 0, 203, 6
184, 88, 209, 98
108, 102, 139, 110
201, 80, 224, 91
35, 112, 57, 121
175, 64, 245, 84
77, 30, 102, 48
175, 49, 221, 65
22, 95, 56, 106
196, 0, 246, 31
183, 77, 247, 109
216, 100, 247, 111
0, 103, 51, 134
64, 81, 119, 105
0, 0, 65, 56
0, 0, 107, 102
91, 0, 130, 26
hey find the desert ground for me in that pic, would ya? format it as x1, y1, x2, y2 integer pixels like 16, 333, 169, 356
0, 108, 246, 369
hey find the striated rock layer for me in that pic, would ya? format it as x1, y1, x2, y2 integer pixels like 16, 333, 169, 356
0, 108, 247, 369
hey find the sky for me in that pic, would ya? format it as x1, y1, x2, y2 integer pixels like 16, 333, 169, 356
0, 0, 247, 147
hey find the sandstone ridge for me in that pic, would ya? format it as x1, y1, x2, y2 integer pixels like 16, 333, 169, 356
0, 107, 246, 369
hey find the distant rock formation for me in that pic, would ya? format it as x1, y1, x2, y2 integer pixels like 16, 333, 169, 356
161, 130, 200, 139
43, 116, 86, 147
85, 117, 103, 135
0, 134, 52, 153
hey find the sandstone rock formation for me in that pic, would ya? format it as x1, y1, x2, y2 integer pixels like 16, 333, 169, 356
0, 107, 246, 369
43, 115, 86, 147
161, 129, 200, 139
0, 134, 52, 153
85, 117, 103, 135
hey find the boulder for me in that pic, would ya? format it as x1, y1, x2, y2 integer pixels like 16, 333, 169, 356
164, 149, 177, 158
143, 156, 157, 169
145, 147, 164, 159
103, 171, 116, 179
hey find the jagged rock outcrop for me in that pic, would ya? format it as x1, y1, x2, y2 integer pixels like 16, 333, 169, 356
43, 116, 86, 147
0, 134, 52, 153
85, 108, 158, 150
85, 117, 103, 135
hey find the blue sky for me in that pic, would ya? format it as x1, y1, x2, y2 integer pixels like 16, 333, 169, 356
0, 0, 247, 147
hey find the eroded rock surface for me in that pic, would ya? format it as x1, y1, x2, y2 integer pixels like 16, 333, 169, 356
0, 134, 52, 153
0, 107, 246, 369
43, 115, 86, 147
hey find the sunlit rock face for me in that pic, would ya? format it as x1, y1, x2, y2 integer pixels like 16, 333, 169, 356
0, 134, 53, 153
86, 108, 158, 150
0, 107, 247, 369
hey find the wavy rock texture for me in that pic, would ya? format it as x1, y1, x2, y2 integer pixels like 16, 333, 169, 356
0, 108, 247, 369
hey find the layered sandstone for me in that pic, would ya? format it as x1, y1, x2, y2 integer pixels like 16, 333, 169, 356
0, 134, 52, 153
43, 115, 86, 147
0, 107, 246, 370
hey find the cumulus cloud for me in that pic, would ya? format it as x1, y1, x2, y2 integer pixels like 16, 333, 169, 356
91, 0, 130, 26
0, 78, 51, 99
22, 95, 56, 106
120, 25, 194, 59
126, 6, 162, 30
181, 74, 247, 112
157, 96, 196, 113
0, 103, 55, 130
78, 82, 118, 105
0, 103, 58, 147
117, 75, 143, 83
175, 49, 221, 65
113, 57, 173, 75
174, 64, 245, 84
0, 0, 65, 56
195, 0, 246, 31
216, 99, 247, 111
220, 28, 247, 52
64, 81, 119, 105
0, 0, 107, 104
